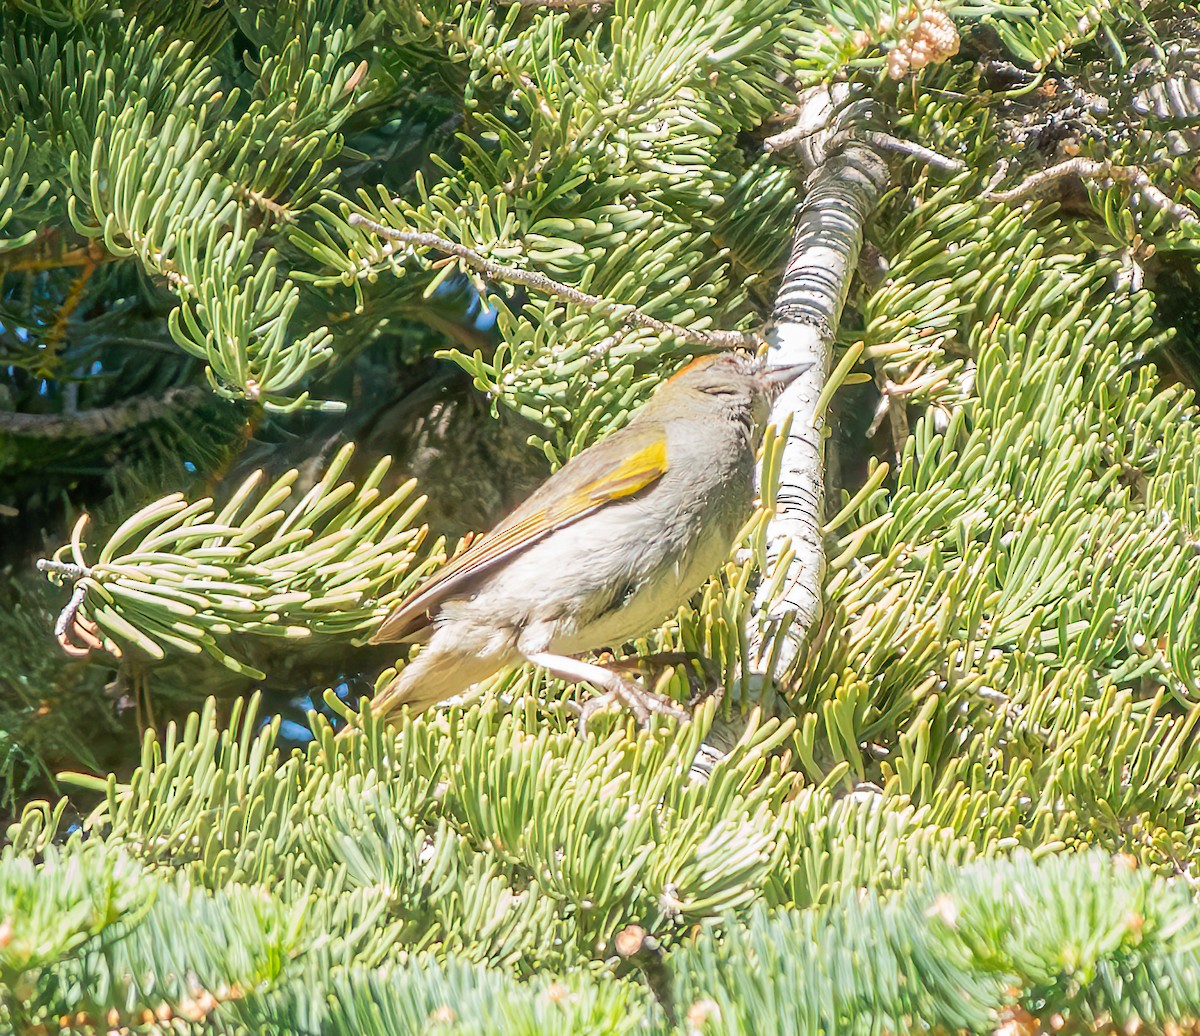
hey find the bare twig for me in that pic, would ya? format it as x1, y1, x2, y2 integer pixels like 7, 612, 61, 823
39, 559, 128, 660
239, 187, 295, 223
587, 330, 625, 360
984, 158, 1010, 196
36, 559, 92, 581
0, 237, 111, 276
49, 583, 107, 658
867, 369, 918, 458
763, 119, 828, 154
41, 257, 99, 375
762, 87, 859, 170
860, 130, 965, 173
348, 214, 761, 352
765, 124, 963, 175
614, 925, 676, 1027
983, 156, 1106, 202
867, 384, 895, 441
517, 0, 610, 8
753, 86, 890, 673
985, 157, 1200, 225
0, 386, 209, 439
52, 583, 87, 641
867, 359, 944, 439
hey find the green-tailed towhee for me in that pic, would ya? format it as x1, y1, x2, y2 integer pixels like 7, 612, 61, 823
356, 352, 810, 729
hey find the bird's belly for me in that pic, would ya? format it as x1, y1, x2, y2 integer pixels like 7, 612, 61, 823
544, 516, 734, 656
447, 477, 748, 659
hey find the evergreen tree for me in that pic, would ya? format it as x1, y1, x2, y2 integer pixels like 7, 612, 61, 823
4, 0, 1200, 1031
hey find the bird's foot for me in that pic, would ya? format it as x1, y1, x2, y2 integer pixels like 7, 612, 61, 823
607, 651, 723, 708
524, 650, 697, 736
577, 677, 691, 735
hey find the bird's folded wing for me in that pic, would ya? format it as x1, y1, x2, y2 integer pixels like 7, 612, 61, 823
370, 430, 668, 643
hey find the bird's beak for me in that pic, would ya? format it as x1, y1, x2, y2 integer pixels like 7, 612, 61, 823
761, 361, 814, 395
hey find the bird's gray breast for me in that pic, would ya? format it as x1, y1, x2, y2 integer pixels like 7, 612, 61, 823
447, 415, 756, 657
541, 443, 753, 653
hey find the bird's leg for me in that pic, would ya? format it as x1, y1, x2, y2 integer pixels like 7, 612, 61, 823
525, 651, 690, 734
607, 651, 723, 706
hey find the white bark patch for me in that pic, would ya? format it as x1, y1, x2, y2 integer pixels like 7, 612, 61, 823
752, 134, 890, 677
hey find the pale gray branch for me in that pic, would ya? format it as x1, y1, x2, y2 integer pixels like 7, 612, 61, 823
0, 386, 209, 439
53, 583, 87, 640
37, 559, 91, 581
348, 215, 761, 352
752, 89, 890, 678
860, 131, 965, 173
985, 157, 1200, 225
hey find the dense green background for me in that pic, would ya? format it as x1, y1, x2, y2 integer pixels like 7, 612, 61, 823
5, 0, 1200, 1031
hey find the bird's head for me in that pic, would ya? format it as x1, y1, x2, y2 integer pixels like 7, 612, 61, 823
657, 352, 812, 430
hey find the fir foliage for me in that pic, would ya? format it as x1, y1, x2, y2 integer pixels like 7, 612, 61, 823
4, 0, 1200, 1029
40, 444, 433, 678
8, 702, 1200, 1032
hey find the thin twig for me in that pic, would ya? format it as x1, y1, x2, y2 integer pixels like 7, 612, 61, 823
40, 560, 127, 661
516, 0, 610, 7
50, 583, 107, 658
0, 386, 209, 439
983, 156, 1105, 201
239, 187, 295, 223
867, 363, 931, 458
37, 559, 92, 581
587, 330, 625, 360
769, 126, 964, 173
860, 131, 966, 173
614, 925, 676, 1027
0, 237, 111, 276
348, 214, 761, 351
984, 158, 1010, 195
762, 87, 858, 169
52, 583, 87, 640
41, 258, 99, 374
985, 157, 1200, 225
763, 119, 827, 154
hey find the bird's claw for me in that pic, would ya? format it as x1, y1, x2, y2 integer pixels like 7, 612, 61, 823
577, 678, 690, 736
609, 651, 723, 706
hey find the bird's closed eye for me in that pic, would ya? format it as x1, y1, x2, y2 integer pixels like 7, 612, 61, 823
700, 384, 737, 396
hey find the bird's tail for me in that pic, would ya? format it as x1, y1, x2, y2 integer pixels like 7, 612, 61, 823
339, 643, 505, 737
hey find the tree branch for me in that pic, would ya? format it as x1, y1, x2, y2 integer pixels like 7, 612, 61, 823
516, 0, 611, 8
36, 560, 92, 581
0, 236, 111, 275
0, 386, 210, 439
347, 214, 761, 352
859, 130, 965, 174
984, 157, 1200, 225
765, 125, 962, 175
752, 89, 890, 675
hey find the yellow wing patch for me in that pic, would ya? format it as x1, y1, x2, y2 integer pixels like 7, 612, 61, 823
370, 436, 667, 643
593, 437, 669, 498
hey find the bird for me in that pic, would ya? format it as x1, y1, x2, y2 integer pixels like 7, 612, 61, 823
350, 352, 810, 731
